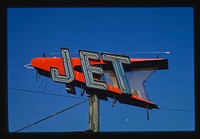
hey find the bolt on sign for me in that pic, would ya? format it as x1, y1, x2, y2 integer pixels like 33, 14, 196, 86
30, 48, 168, 109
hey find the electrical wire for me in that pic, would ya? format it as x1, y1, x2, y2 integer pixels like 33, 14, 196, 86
159, 107, 194, 113
14, 99, 88, 133
8, 87, 86, 100
8, 87, 194, 113
9, 86, 194, 133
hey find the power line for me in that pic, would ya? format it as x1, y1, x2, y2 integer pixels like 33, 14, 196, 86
159, 107, 194, 113
8, 87, 194, 113
8, 87, 86, 100
14, 99, 88, 133
100, 100, 194, 113
8, 87, 82, 99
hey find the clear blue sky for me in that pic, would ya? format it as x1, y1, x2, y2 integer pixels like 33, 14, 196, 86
7, 7, 194, 132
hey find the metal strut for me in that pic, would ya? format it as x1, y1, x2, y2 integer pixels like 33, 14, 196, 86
146, 105, 150, 120
112, 95, 117, 107
81, 84, 86, 96
36, 69, 41, 81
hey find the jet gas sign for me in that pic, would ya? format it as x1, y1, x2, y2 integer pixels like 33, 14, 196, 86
30, 48, 168, 109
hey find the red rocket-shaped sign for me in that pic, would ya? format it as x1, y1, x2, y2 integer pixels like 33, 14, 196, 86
30, 48, 168, 109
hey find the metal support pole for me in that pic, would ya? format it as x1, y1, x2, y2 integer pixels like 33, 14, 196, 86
88, 93, 99, 132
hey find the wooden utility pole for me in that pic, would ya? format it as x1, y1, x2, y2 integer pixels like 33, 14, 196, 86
88, 93, 99, 132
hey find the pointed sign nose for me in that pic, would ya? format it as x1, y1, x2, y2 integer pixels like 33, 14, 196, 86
30, 57, 65, 75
